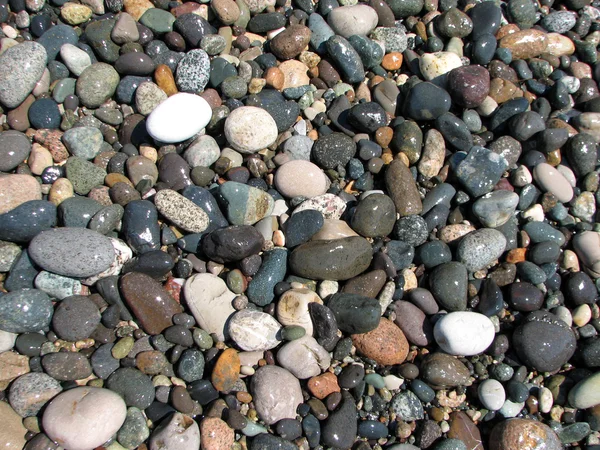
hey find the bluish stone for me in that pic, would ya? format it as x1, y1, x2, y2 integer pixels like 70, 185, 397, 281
4, 250, 39, 291
358, 420, 388, 439
28, 98, 61, 129
326, 35, 365, 84
58, 196, 103, 228
404, 82, 451, 120
308, 13, 335, 54
247, 248, 288, 306
348, 35, 384, 69
122, 200, 161, 254
116, 76, 152, 104
176, 348, 205, 382
0, 200, 57, 243
454, 146, 509, 197
0, 289, 53, 333
181, 186, 229, 232
37, 24, 79, 60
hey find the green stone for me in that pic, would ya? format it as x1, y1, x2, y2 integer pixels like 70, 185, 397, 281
117, 407, 150, 449
281, 325, 306, 341
193, 328, 213, 350
112, 336, 134, 359
139, 9, 176, 33
234, 0, 250, 28
65, 156, 107, 195
226, 269, 246, 294
84, 19, 119, 63
558, 422, 591, 444
364, 373, 386, 389
53, 78, 76, 103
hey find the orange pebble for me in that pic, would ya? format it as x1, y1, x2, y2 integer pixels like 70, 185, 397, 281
211, 348, 241, 392
264, 67, 285, 90
236, 391, 253, 403
307, 372, 341, 400
382, 52, 403, 71
155, 64, 177, 97
506, 248, 527, 264
375, 127, 393, 148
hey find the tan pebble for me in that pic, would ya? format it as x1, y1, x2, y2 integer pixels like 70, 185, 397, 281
105, 173, 133, 188
573, 112, 600, 142
572, 304, 592, 327
123, 0, 154, 20
418, 128, 445, 178
375, 127, 393, 148
438, 224, 476, 243
236, 391, 252, 403
495, 24, 520, 40
200, 417, 235, 450
211, 0, 240, 25
489, 78, 523, 104
248, 77, 266, 94
0, 351, 30, 390
279, 60, 310, 89
264, 67, 284, 90
401, 268, 418, 291
48, 178, 74, 206
0, 174, 42, 214
299, 51, 320, 68
155, 64, 178, 97
60, 2, 93, 25
0, 401, 27, 450
498, 29, 548, 60
570, 61, 592, 79
382, 52, 403, 71
28, 144, 53, 175
545, 33, 575, 57
561, 249, 580, 272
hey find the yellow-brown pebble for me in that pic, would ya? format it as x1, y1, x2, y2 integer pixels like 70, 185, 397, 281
382, 52, 403, 71
155, 64, 178, 97
211, 348, 241, 392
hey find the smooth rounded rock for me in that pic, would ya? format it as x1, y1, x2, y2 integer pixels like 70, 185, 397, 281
251, 365, 303, 425
274, 160, 328, 198
224, 106, 278, 153
146, 93, 212, 143
228, 309, 281, 351
433, 312, 495, 356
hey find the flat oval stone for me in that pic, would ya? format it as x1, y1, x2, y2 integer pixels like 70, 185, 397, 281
0, 289, 53, 333
184, 273, 236, 341
228, 309, 281, 351
154, 189, 209, 233
224, 106, 278, 153
202, 225, 264, 263
392, 300, 433, 346
429, 262, 468, 311
385, 160, 423, 216
325, 35, 365, 84
120, 272, 183, 335
499, 29, 548, 60
472, 191, 519, 228
274, 160, 328, 198
0, 174, 42, 215
351, 193, 396, 238
277, 336, 331, 379
41, 352, 93, 381
122, 200, 161, 254
533, 162, 574, 203
420, 352, 471, 388
489, 419, 562, 450
146, 93, 212, 143
478, 379, 506, 411
433, 311, 495, 356
270, 24, 311, 60
0, 130, 31, 172
457, 228, 507, 272
0, 401, 26, 450
568, 372, 600, 409
251, 365, 303, 425
29, 227, 115, 278
0, 41, 47, 109
289, 236, 373, 280
76, 63, 120, 109
322, 391, 358, 449
43, 387, 127, 450
327, 4, 378, 38
0, 200, 57, 243
246, 248, 288, 306
8, 372, 62, 417
512, 311, 576, 372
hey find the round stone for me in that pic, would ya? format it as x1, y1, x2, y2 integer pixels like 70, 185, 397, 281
433, 311, 495, 356
8, 372, 62, 417
224, 106, 278, 154
76, 63, 120, 109
274, 160, 328, 198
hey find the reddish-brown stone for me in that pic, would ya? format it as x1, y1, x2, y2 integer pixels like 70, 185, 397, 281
211, 348, 240, 392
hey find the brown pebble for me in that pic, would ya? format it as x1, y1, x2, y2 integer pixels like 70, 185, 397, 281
506, 248, 527, 263
211, 348, 241, 393
307, 372, 341, 400
265, 67, 285, 90
351, 318, 409, 366
270, 25, 311, 60
155, 64, 178, 97
7, 94, 35, 132
171, 385, 195, 414
200, 417, 235, 450
498, 29, 548, 60
448, 411, 484, 450
136, 350, 168, 375
382, 52, 403, 71
375, 126, 393, 148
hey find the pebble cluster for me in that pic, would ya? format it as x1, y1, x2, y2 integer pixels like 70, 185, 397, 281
1, 0, 600, 447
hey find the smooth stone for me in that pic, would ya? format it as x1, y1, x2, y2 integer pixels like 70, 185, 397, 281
277, 288, 322, 336
62, 127, 104, 160
454, 146, 509, 197
117, 407, 150, 449
121, 272, 183, 335
251, 365, 303, 425
247, 248, 287, 306
149, 413, 200, 450
499, 29, 548, 60
404, 82, 452, 121
76, 63, 120, 109
60, 43, 91, 77
327, 293, 381, 334
573, 231, 600, 275
270, 25, 311, 60
43, 387, 127, 450
146, 93, 212, 143
0, 41, 47, 108
421, 353, 471, 388
352, 317, 409, 365
390, 390, 424, 421
228, 309, 281, 351
274, 160, 328, 198
184, 135, 220, 168
224, 106, 278, 154
202, 226, 264, 263
489, 419, 562, 450
289, 236, 372, 280
312, 132, 356, 169
508, 282, 544, 312
283, 209, 324, 247
513, 311, 577, 372
0, 200, 57, 243
277, 335, 331, 379
0, 175, 42, 215
392, 300, 433, 346
293, 193, 347, 219
429, 262, 468, 311
343, 269, 386, 298
325, 35, 365, 84
0, 402, 26, 450
218, 181, 274, 225
175, 49, 210, 93
385, 160, 422, 216
122, 200, 161, 254
457, 228, 507, 272
8, 372, 62, 417
433, 311, 495, 356
0, 289, 53, 333
478, 379, 506, 411
0, 241, 21, 273
29, 227, 114, 278
0, 130, 31, 171
351, 193, 396, 238
533, 163, 574, 203
327, 4, 378, 38
65, 156, 107, 195
154, 189, 209, 233
309, 219, 355, 241
0, 330, 17, 353
322, 391, 357, 449
41, 352, 92, 381
568, 372, 600, 409
472, 191, 520, 228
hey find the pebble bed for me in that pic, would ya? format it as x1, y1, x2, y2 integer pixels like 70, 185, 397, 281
1, 0, 600, 447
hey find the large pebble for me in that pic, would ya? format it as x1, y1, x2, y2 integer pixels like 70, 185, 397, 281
0, 42, 47, 109
0, 289, 53, 333
8, 372, 62, 417
28, 227, 115, 278
146, 93, 212, 143
489, 419, 562, 450
219, 181, 274, 225
43, 387, 127, 450
228, 309, 281, 351
352, 317, 409, 365
568, 372, 600, 409
154, 189, 209, 233
456, 228, 507, 272
573, 231, 600, 275
277, 288, 322, 336
0, 175, 42, 215
277, 336, 331, 379
224, 106, 278, 153
533, 162, 574, 203
433, 311, 495, 356
149, 413, 200, 450
251, 365, 303, 425
421, 353, 471, 388
76, 63, 120, 109
274, 160, 328, 198
327, 5, 378, 38
0, 401, 26, 450
184, 273, 236, 341
478, 379, 506, 411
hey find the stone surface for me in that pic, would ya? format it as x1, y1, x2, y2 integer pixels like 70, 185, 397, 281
433, 312, 495, 356
146, 93, 212, 143
251, 365, 303, 425
224, 106, 278, 153
228, 309, 281, 351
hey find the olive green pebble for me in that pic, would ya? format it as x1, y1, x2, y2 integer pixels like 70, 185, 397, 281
112, 336, 134, 359
226, 268, 246, 294
193, 328, 214, 350
281, 325, 306, 341
88, 378, 104, 388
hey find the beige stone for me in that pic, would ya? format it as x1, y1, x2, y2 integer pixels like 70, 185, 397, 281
0, 174, 42, 214
0, 401, 26, 450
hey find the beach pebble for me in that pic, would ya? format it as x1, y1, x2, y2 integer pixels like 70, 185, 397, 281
274, 160, 328, 198
327, 5, 378, 38
146, 93, 212, 143
277, 336, 331, 379
251, 365, 303, 425
149, 413, 200, 450
0, 175, 42, 215
478, 379, 506, 411
224, 106, 279, 153
533, 163, 574, 203
0, 41, 47, 108
433, 311, 495, 356
228, 309, 281, 351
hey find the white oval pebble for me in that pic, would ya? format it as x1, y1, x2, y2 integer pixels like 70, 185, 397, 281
573, 231, 600, 275
250, 365, 303, 425
228, 309, 281, 351
532, 162, 574, 203
0, 330, 17, 352
42, 387, 127, 450
149, 412, 200, 450
146, 92, 212, 143
433, 311, 495, 356
419, 51, 462, 83
327, 4, 378, 38
274, 160, 328, 199
224, 106, 278, 154
478, 379, 505, 411
568, 372, 600, 409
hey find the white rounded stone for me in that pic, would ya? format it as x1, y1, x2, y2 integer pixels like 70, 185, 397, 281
59, 43, 91, 77
419, 51, 462, 83
228, 309, 281, 351
149, 412, 200, 450
274, 160, 328, 199
569, 372, 600, 409
533, 162, 574, 203
277, 336, 331, 379
183, 273, 236, 341
433, 311, 495, 356
224, 106, 278, 154
42, 387, 127, 450
146, 92, 212, 143
0, 330, 17, 352
276, 288, 322, 336
250, 365, 303, 425
573, 231, 600, 276
478, 379, 505, 411
327, 4, 378, 38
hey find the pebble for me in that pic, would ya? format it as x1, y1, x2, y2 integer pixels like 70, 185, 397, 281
0, 401, 27, 450
274, 160, 328, 198
327, 4, 378, 38
76, 63, 121, 109
0, 175, 42, 215
478, 379, 506, 411
219, 181, 274, 225
278, 335, 331, 378
0, 289, 53, 333
149, 413, 200, 450
420, 353, 471, 388
155, 189, 209, 233
146, 93, 212, 143
251, 365, 303, 424
352, 317, 409, 365
0, 42, 47, 108
533, 163, 574, 203
456, 228, 507, 272
228, 309, 281, 351
433, 311, 495, 356
43, 387, 127, 450
8, 372, 62, 417
489, 419, 562, 450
